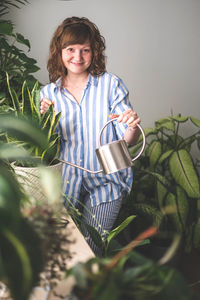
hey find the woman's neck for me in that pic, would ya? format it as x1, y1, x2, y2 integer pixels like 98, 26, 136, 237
64, 72, 89, 89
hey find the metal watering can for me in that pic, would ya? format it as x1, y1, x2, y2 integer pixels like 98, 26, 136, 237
59, 117, 146, 175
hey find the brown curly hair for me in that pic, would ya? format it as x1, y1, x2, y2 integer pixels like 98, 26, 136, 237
47, 16, 106, 83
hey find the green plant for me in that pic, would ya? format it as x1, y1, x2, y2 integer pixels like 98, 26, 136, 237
126, 114, 200, 252
0, 0, 40, 106
0, 115, 49, 300
5, 73, 61, 165
66, 226, 198, 300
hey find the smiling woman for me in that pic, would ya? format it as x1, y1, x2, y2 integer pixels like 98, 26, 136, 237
40, 16, 142, 256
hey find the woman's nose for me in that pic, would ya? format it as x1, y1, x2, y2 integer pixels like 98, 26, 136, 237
74, 50, 82, 61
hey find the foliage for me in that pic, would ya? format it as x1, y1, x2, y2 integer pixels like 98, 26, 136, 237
0, 116, 49, 300
0, 0, 40, 106
66, 227, 198, 300
126, 114, 200, 252
4, 73, 61, 165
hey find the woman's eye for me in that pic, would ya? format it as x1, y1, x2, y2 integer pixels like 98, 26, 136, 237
67, 48, 73, 52
83, 49, 90, 53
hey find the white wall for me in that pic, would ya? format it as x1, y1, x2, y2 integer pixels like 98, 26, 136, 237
9, 0, 200, 127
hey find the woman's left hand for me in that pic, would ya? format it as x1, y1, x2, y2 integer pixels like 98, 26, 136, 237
117, 109, 141, 127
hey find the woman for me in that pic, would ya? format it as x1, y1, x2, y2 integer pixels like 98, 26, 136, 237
40, 16, 141, 255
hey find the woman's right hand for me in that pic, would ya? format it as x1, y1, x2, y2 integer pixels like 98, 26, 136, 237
40, 97, 54, 114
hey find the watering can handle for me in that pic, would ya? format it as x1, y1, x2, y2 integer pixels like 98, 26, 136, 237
99, 117, 146, 162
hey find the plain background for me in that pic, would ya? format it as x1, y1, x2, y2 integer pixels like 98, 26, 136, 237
8, 0, 200, 127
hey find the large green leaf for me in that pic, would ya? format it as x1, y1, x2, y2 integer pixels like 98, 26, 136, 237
155, 117, 175, 132
190, 116, 200, 128
169, 150, 200, 198
146, 140, 162, 169
159, 150, 173, 164
165, 193, 183, 232
0, 115, 49, 151
0, 21, 13, 35
0, 218, 44, 300
176, 186, 189, 231
15, 33, 30, 50
171, 114, 189, 123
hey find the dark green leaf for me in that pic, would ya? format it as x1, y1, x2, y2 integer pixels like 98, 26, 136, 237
0, 21, 13, 35
16, 33, 30, 50
169, 150, 200, 198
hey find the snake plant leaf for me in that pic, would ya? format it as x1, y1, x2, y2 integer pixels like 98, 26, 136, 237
51, 111, 62, 134
6, 73, 21, 114
31, 81, 41, 119
22, 81, 33, 116
171, 114, 189, 123
146, 140, 162, 169
159, 150, 173, 164
190, 116, 200, 128
169, 150, 200, 198
155, 117, 175, 132
107, 215, 136, 245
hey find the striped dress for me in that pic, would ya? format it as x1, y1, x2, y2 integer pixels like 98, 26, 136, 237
40, 72, 134, 207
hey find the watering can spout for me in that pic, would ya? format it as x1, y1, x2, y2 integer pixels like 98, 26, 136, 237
59, 118, 146, 175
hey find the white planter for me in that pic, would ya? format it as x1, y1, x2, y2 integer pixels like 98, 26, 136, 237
11, 161, 63, 202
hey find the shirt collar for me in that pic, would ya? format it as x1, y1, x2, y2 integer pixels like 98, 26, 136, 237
53, 74, 98, 91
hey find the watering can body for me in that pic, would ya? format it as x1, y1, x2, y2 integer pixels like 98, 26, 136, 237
59, 117, 146, 175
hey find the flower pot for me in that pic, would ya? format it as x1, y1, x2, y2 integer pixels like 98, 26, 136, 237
11, 160, 63, 202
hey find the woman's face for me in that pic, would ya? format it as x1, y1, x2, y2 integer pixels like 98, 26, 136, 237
61, 42, 92, 76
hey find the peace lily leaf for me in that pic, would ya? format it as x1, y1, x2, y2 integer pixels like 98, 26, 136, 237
107, 215, 136, 245
159, 150, 173, 164
176, 186, 189, 231
172, 114, 189, 123
155, 117, 175, 131
169, 150, 200, 198
146, 140, 162, 169
165, 193, 183, 232
157, 180, 168, 209
190, 116, 200, 128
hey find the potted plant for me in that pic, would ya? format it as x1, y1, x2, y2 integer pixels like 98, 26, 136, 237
116, 114, 200, 256
4, 73, 62, 201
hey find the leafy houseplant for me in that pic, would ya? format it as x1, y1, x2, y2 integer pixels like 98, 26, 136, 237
6, 73, 61, 166
0, 0, 40, 107
122, 114, 200, 253
66, 226, 198, 300
4, 73, 62, 201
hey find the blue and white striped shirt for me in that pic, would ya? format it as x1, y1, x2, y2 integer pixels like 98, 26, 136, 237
40, 72, 133, 207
